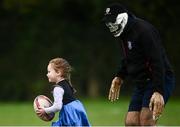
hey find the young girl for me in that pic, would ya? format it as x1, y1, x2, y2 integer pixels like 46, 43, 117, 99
37, 57, 90, 126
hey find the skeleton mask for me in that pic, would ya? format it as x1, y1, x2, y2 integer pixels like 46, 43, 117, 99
106, 13, 128, 37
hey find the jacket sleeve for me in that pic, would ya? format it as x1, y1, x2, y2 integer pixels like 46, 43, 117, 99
115, 58, 128, 80
140, 30, 165, 95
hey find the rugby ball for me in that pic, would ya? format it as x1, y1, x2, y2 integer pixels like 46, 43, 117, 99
33, 95, 55, 121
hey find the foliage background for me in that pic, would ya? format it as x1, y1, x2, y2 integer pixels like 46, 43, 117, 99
0, 0, 179, 101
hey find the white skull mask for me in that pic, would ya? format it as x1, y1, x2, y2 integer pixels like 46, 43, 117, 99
106, 13, 128, 37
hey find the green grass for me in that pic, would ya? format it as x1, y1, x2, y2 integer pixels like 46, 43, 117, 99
0, 97, 179, 126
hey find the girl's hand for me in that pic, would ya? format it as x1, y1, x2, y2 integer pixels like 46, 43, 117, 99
36, 108, 46, 117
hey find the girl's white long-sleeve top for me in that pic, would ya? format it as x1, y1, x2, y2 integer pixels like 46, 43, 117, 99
44, 87, 64, 114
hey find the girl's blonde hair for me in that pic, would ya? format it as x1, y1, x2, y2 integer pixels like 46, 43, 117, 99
49, 57, 76, 93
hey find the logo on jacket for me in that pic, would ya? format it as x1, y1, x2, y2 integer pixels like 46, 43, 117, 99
128, 41, 133, 50
105, 8, 111, 15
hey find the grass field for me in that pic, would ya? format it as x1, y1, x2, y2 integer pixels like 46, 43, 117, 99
0, 97, 179, 126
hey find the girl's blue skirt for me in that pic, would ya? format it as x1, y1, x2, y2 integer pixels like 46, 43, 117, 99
52, 100, 90, 126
